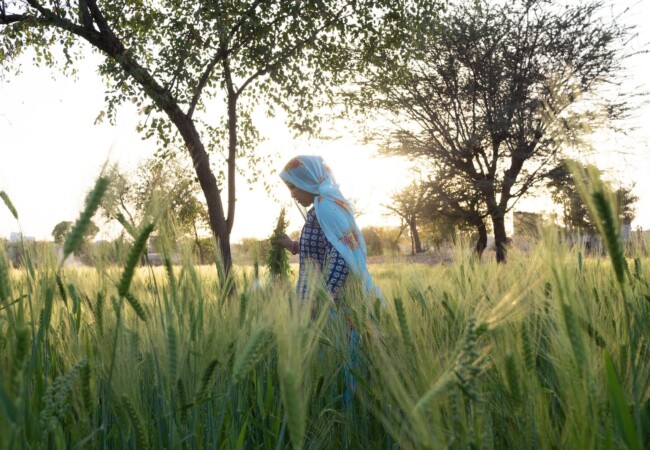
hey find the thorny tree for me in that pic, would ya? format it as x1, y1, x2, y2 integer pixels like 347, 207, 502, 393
359, 0, 634, 262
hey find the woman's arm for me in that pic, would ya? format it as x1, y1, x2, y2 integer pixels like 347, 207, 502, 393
324, 246, 349, 300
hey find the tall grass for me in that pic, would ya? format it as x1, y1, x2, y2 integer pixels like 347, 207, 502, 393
0, 175, 649, 449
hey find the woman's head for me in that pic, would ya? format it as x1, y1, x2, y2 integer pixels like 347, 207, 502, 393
279, 156, 336, 205
284, 181, 314, 207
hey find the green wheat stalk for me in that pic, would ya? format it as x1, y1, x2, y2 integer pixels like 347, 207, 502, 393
394, 297, 413, 349
123, 291, 147, 322
177, 379, 188, 423
281, 370, 305, 450
504, 352, 522, 404
568, 162, 627, 287
520, 323, 535, 372
55, 274, 67, 305
117, 222, 155, 298
239, 292, 248, 327
232, 329, 268, 381
561, 303, 587, 369
63, 176, 110, 261
197, 359, 219, 399
592, 191, 627, 286
0, 247, 11, 303
94, 291, 104, 335
80, 361, 93, 415
121, 395, 148, 449
115, 212, 137, 238
0, 190, 18, 219
40, 359, 87, 431
167, 323, 178, 383
10, 327, 30, 396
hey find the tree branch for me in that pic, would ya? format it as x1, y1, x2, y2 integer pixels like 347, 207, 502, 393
187, 49, 225, 119
0, 13, 31, 24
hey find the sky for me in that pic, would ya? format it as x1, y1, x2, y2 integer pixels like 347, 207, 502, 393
1, 0, 649, 244
0, 53, 412, 242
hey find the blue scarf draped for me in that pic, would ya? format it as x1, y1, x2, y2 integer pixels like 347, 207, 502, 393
280, 155, 379, 297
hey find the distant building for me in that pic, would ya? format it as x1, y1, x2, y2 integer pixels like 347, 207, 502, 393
621, 218, 632, 242
9, 232, 35, 242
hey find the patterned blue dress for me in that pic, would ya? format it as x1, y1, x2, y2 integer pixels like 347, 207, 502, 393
297, 208, 349, 300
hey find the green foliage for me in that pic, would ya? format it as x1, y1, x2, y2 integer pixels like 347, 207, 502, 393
547, 160, 638, 236
266, 208, 290, 280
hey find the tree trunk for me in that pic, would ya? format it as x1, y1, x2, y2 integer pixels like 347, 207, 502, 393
193, 221, 204, 265
492, 212, 508, 263
171, 115, 233, 272
475, 220, 487, 259
409, 217, 423, 254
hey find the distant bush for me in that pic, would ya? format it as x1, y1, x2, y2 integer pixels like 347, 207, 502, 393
361, 227, 383, 257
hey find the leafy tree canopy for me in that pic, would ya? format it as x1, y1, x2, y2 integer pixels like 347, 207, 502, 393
1, 0, 446, 271
353, 0, 634, 261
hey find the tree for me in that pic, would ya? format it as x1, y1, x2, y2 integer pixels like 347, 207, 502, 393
51, 219, 98, 245
1, 0, 433, 273
385, 181, 430, 255
616, 186, 638, 225
421, 168, 490, 257
132, 157, 210, 262
359, 0, 632, 262
546, 159, 637, 235
51, 220, 72, 245
51, 218, 98, 263
102, 157, 210, 262
546, 160, 596, 233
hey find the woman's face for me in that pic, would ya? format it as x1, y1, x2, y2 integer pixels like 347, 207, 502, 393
285, 182, 315, 207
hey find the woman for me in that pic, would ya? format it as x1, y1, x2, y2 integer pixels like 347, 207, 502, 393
274, 155, 378, 302
275, 155, 380, 406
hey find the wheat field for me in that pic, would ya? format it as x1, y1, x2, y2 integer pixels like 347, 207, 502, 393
0, 175, 649, 449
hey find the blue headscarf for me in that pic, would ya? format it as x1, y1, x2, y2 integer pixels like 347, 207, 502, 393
280, 155, 379, 297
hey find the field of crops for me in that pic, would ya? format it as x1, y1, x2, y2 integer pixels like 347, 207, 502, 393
1, 169, 650, 449
1, 227, 649, 449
